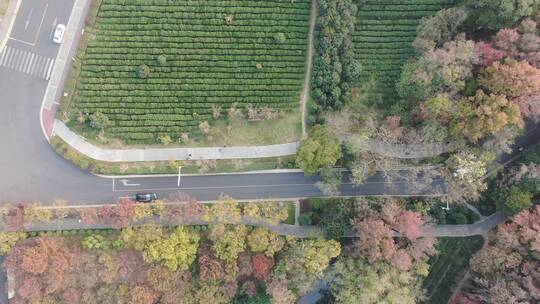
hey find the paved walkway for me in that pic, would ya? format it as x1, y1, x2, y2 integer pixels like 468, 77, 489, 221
53, 120, 300, 161
40, 0, 90, 139
0, 0, 20, 52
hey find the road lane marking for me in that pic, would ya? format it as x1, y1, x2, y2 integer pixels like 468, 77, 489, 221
33, 4, 49, 45
24, 8, 34, 30
118, 179, 141, 186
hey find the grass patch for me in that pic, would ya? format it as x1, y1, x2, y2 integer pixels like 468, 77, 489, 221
66, 110, 301, 148
285, 202, 296, 225
0, 0, 9, 22
50, 135, 297, 175
423, 236, 484, 304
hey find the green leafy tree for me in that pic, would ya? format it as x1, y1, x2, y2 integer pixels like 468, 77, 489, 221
212, 225, 248, 262
296, 125, 341, 175
495, 185, 533, 214
311, 0, 359, 110
450, 90, 523, 143
465, 0, 540, 30
0, 232, 26, 255
136, 64, 150, 79
156, 55, 167, 66
330, 257, 423, 304
89, 112, 112, 130
141, 227, 200, 271
247, 228, 284, 257
416, 7, 468, 46
273, 33, 286, 44
276, 238, 341, 294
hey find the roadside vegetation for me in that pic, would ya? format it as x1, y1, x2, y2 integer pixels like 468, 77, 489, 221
0, 0, 9, 23
63, 0, 311, 145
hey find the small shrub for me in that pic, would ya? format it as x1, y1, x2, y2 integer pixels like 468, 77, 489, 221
136, 64, 150, 79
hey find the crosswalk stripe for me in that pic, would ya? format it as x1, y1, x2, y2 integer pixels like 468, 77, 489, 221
4, 48, 15, 68
42, 58, 52, 78
0, 46, 55, 79
31, 56, 43, 75
19, 52, 29, 72
0, 47, 9, 66
0, 48, 7, 66
25, 53, 35, 74
8, 49, 21, 69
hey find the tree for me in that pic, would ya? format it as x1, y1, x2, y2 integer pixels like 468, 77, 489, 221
350, 217, 396, 262
330, 257, 423, 304
479, 59, 540, 97
296, 125, 341, 175
141, 227, 200, 271
198, 246, 224, 282
273, 33, 286, 44
515, 92, 540, 121
252, 254, 274, 281
195, 282, 227, 304
89, 112, 111, 130
80, 207, 99, 226
475, 41, 507, 66
394, 210, 423, 240
495, 185, 533, 214
136, 64, 150, 78
493, 28, 520, 50
311, 0, 359, 110
129, 285, 159, 304
277, 238, 340, 294
464, 205, 540, 302
416, 7, 468, 46
156, 55, 167, 66
450, 90, 523, 143
465, 0, 540, 30
203, 197, 241, 223
99, 199, 134, 228
247, 228, 284, 257
266, 277, 296, 304
5, 205, 24, 231
242, 202, 289, 225
211, 225, 248, 262
0, 231, 26, 255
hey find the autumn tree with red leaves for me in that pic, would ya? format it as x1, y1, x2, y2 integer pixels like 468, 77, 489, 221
252, 254, 274, 281
99, 198, 134, 228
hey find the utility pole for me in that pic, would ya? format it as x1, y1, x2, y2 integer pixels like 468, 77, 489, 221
177, 166, 182, 187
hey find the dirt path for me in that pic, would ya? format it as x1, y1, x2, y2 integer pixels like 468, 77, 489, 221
300, 0, 317, 139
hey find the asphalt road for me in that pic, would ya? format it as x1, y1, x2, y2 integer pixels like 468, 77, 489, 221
0, 0, 537, 207
0, 0, 447, 206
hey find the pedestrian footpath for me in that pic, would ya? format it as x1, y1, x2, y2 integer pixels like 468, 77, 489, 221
0, 45, 54, 79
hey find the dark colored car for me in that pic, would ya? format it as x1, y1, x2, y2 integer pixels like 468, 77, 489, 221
135, 193, 158, 203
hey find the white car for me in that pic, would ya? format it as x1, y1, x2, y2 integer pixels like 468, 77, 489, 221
53, 24, 66, 44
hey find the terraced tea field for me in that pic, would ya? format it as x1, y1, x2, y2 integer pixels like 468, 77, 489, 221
354, 0, 456, 107
72, 0, 311, 143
